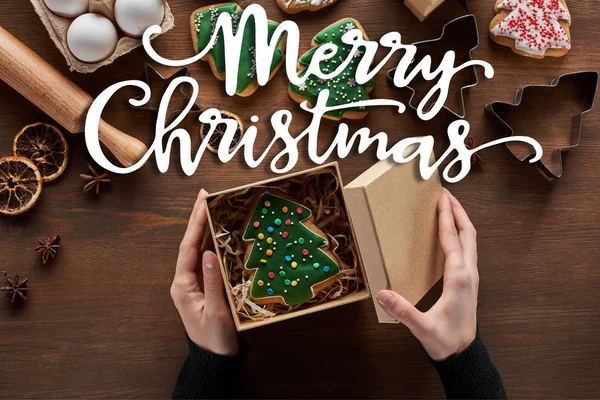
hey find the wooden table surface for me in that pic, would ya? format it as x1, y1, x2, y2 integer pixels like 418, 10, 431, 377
1, 0, 599, 398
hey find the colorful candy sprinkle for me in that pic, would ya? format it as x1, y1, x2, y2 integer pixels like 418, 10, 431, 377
246, 193, 343, 305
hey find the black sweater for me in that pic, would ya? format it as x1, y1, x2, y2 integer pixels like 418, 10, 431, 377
172, 331, 506, 399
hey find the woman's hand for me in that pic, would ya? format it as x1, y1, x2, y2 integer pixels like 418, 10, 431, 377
376, 188, 478, 361
170, 189, 239, 356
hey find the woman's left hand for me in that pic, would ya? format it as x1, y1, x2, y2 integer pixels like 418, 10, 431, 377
170, 189, 239, 356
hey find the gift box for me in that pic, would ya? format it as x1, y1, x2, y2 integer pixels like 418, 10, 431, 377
344, 158, 444, 323
404, 0, 446, 21
206, 159, 443, 331
30, 0, 174, 73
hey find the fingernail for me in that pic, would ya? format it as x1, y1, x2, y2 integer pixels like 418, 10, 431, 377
199, 189, 208, 197
376, 290, 392, 308
204, 250, 215, 268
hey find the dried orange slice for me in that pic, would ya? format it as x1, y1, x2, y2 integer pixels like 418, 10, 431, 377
200, 111, 244, 153
13, 123, 68, 182
0, 156, 43, 216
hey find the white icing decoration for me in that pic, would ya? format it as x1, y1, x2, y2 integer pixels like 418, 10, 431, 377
282, 0, 335, 9
491, 0, 571, 56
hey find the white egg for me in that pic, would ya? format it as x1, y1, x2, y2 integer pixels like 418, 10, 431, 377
115, 0, 165, 39
44, 0, 88, 18
67, 13, 118, 63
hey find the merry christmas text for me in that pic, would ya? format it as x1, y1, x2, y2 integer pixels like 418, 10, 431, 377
85, 76, 543, 183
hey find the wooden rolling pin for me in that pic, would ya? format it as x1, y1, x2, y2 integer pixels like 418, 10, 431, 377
0, 26, 147, 167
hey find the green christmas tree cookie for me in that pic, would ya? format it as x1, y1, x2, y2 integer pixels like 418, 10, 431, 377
243, 193, 340, 306
190, 3, 285, 96
288, 18, 374, 120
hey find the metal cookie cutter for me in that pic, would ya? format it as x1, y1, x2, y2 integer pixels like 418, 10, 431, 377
131, 63, 202, 121
485, 71, 598, 180
387, 14, 480, 118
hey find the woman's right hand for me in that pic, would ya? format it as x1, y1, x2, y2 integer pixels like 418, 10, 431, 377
376, 189, 479, 361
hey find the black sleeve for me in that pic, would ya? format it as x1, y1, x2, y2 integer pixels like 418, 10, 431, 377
172, 335, 247, 399
430, 330, 506, 399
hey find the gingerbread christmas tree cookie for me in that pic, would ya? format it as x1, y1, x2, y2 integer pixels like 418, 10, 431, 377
489, 0, 571, 58
288, 18, 374, 120
243, 193, 340, 306
190, 3, 285, 96
277, 0, 340, 14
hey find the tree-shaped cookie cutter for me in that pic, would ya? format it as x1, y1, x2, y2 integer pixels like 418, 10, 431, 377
387, 14, 481, 118
133, 65, 248, 154
485, 71, 598, 180
130, 63, 202, 121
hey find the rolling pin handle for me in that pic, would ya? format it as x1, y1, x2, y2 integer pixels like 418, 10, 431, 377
98, 119, 149, 167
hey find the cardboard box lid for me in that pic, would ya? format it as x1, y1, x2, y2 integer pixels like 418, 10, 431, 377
404, 0, 446, 21
343, 158, 444, 323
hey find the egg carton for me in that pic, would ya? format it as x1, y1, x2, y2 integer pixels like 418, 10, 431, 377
30, 0, 174, 74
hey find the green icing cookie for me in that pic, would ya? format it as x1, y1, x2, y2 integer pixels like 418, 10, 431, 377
288, 18, 374, 119
243, 193, 340, 306
191, 3, 285, 95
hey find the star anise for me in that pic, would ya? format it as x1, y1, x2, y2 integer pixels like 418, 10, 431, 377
34, 234, 61, 264
1, 271, 29, 303
80, 164, 110, 195
465, 136, 484, 165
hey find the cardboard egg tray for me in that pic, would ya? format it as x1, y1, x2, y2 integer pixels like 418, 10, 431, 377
30, 0, 174, 74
